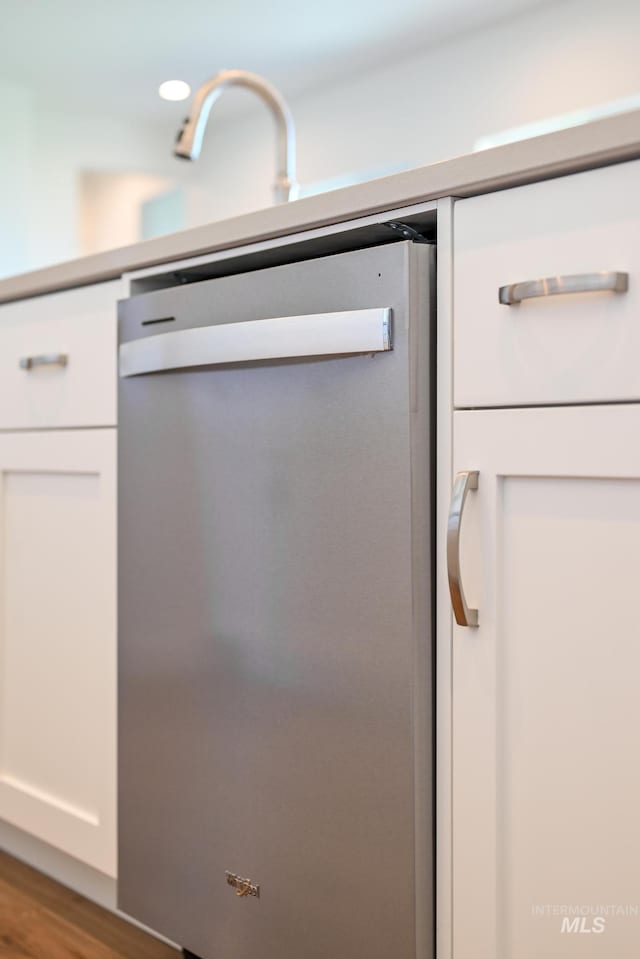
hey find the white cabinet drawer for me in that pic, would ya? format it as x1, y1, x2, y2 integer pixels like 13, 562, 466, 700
0, 281, 119, 429
454, 159, 640, 407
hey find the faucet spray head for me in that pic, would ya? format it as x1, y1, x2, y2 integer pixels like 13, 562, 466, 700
173, 118, 195, 160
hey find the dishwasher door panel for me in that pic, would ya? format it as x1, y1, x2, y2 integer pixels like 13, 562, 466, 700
118, 242, 433, 959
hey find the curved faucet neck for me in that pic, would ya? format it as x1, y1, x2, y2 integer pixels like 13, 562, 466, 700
176, 69, 297, 204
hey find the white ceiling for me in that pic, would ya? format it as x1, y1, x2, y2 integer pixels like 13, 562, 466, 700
1, 0, 555, 120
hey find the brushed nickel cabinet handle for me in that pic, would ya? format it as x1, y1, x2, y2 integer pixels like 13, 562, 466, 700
19, 353, 69, 370
447, 470, 479, 628
499, 271, 628, 306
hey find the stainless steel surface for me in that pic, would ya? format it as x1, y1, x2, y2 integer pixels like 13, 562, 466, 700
174, 69, 297, 204
447, 470, 479, 628
118, 241, 434, 959
498, 270, 629, 305
19, 352, 68, 370
119, 307, 392, 377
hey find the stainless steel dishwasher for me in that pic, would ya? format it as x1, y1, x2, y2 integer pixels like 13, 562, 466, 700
117, 241, 434, 959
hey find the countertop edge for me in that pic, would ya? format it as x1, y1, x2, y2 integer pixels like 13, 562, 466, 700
3, 108, 640, 304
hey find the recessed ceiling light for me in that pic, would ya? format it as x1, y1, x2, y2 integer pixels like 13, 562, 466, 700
159, 80, 191, 102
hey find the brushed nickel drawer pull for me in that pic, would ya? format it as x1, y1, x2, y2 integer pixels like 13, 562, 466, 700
499, 271, 629, 306
19, 353, 69, 370
447, 470, 479, 628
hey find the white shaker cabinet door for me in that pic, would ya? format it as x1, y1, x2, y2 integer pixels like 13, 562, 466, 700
0, 429, 116, 876
450, 405, 640, 959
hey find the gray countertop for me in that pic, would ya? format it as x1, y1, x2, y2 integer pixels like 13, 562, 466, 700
3, 108, 640, 305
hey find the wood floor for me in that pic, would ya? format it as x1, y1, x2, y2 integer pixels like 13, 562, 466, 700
0, 850, 178, 959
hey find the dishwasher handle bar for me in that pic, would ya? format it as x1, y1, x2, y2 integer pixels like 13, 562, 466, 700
119, 308, 393, 377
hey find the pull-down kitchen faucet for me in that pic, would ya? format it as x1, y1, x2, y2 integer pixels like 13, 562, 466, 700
173, 69, 298, 204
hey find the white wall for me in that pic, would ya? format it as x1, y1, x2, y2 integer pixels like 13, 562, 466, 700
2, 0, 640, 278
27, 110, 172, 270
78, 172, 173, 254
0, 82, 33, 276
0, 90, 173, 278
